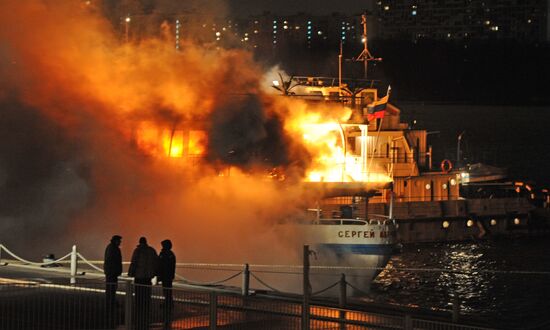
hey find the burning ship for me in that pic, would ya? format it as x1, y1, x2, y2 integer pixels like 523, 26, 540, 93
131, 80, 400, 292
271, 74, 549, 244
117, 12, 546, 293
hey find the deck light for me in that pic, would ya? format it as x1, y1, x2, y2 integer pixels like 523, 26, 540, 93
442, 221, 450, 229
466, 219, 474, 227
490, 219, 497, 226
513, 218, 520, 225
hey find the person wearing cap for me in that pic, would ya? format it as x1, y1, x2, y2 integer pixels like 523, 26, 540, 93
128, 237, 158, 330
104, 235, 122, 327
158, 239, 176, 327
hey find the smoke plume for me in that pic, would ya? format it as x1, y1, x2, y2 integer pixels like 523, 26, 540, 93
0, 0, 316, 267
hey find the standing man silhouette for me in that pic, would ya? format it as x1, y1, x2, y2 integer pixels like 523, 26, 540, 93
104, 235, 122, 327
128, 237, 158, 330
158, 239, 176, 328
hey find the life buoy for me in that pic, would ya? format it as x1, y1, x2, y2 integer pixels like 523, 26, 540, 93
441, 159, 453, 173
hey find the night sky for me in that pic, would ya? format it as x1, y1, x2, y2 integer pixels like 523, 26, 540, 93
166, 0, 372, 16
225, 0, 372, 15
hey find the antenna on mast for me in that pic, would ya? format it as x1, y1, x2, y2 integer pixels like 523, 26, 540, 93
338, 40, 343, 88
354, 13, 382, 79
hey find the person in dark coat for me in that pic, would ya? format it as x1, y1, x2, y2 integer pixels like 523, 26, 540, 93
158, 239, 176, 327
128, 237, 158, 330
104, 235, 122, 327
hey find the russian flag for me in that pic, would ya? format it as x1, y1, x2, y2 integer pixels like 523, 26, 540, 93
367, 86, 391, 121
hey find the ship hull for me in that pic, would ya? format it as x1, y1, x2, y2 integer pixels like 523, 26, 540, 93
366, 198, 548, 243
290, 220, 396, 294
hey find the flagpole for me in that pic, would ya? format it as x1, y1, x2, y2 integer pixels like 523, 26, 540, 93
366, 86, 391, 180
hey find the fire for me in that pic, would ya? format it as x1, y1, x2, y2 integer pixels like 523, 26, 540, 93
283, 101, 392, 183
134, 122, 205, 159
132, 94, 392, 183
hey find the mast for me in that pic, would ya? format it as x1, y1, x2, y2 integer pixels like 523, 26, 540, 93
362, 14, 368, 79
354, 13, 382, 79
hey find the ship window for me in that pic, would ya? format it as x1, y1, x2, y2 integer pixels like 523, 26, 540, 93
404, 181, 408, 187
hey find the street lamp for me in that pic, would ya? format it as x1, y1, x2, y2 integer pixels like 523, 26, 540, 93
124, 16, 131, 43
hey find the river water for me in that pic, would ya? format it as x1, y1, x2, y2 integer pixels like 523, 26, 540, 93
367, 238, 550, 329
358, 103, 550, 328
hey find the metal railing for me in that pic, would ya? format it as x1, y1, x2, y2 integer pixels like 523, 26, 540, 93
0, 280, 494, 330
0, 243, 499, 329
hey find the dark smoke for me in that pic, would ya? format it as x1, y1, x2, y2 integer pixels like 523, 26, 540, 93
0, 96, 90, 252
0, 0, 313, 265
207, 95, 289, 167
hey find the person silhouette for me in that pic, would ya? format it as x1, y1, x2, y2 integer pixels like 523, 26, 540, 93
158, 239, 176, 328
128, 237, 158, 330
104, 235, 122, 327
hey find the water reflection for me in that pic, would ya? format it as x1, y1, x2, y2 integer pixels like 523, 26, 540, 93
437, 243, 492, 312
368, 239, 550, 328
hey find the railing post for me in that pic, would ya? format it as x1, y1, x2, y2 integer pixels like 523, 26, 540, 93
302, 245, 310, 330
124, 280, 133, 330
209, 291, 217, 330
404, 314, 413, 330
242, 263, 250, 296
339, 273, 347, 330
452, 295, 460, 322
70, 245, 77, 284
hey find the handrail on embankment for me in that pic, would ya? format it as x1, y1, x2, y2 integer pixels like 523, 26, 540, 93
1, 243, 549, 329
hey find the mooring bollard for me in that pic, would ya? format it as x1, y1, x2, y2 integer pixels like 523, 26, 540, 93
242, 263, 250, 296
70, 245, 77, 284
